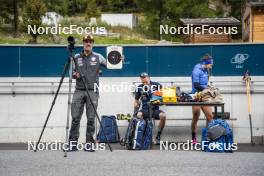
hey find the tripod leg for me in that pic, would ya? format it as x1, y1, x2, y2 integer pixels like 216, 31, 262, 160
82, 83, 112, 152
34, 58, 70, 152
95, 113, 98, 142
64, 58, 73, 157
72, 58, 113, 152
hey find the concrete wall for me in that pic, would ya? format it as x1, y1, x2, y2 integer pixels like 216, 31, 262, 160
0, 76, 264, 144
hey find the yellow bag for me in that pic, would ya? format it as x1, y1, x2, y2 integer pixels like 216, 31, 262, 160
162, 87, 177, 103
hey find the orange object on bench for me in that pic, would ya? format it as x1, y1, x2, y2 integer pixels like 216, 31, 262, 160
153, 90, 162, 97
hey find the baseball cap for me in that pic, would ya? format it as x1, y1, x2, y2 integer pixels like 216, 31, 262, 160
83, 35, 94, 43
140, 72, 149, 78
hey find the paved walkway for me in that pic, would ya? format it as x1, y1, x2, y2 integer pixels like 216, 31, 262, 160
0, 145, 263, 176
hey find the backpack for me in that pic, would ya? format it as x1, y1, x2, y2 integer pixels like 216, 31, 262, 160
97, 115, 120, 143
202, 119, 234, 152
122, 118, 153, 150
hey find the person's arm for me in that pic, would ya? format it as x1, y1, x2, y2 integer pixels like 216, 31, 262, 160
134, 86, 141, 108
193, 82, 205, 91
192, 68, 206, 91
98, 53, 107, 67
134, 99, 140, 108
157, 82, 162, 91
72, 54, 80, 79
134, 89, 141, 117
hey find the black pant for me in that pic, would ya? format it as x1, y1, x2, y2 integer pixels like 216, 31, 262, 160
69, 89, 98, 142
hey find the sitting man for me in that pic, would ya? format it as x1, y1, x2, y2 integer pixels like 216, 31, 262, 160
134, 72, 166, 145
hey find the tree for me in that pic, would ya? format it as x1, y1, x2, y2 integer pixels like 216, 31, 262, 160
229, 0, 243, 39
45, 0, 68, 16
0, 1, 12, 24
136, 0, 218, 40
0, 0, 25, 37
106, 0, 138, 12
135, 0, 164, 39
22, 0, 47, 43
68, 0, 88, 15
13, 0, 19, 37
86, 0, 101, 19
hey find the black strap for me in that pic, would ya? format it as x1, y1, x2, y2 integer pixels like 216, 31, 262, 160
114, 118, 121, 142
120, 119, 133, 146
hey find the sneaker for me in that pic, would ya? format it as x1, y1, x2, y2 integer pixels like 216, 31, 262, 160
65, 141, 78, 152
154, 136, 161, 145
67, 146, 78, 152
84, 142, 95, 152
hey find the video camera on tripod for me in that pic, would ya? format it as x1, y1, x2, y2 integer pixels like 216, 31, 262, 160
67, 36, 76, 52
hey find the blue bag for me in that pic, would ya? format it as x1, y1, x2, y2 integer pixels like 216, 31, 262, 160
97, 115, 120, 143
124, 118, 153, 150
202, 119, 234, 152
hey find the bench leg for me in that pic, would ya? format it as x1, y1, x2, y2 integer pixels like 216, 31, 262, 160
214, 106, 218, 118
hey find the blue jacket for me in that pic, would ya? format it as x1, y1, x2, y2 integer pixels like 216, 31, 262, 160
191, 64, 209, 93
135, 81, 161, 110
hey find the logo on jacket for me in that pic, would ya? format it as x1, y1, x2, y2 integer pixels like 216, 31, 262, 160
230, 53, 249, 69
77, 57, 83, 67
90, 56, 98, 66
91, 57, 96, 62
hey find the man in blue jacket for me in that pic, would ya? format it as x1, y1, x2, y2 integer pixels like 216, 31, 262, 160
134, 72, 166, 145
191, 54, 214, 144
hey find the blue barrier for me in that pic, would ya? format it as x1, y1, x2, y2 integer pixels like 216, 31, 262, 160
1, 43, 263, 77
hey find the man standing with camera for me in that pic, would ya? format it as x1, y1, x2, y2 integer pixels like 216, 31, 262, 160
68, 35, 107, 152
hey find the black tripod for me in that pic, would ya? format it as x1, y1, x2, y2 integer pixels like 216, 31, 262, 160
34, 36, 112, 156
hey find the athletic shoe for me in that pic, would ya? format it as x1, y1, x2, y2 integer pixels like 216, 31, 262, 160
67, 147, 78, 152
65, 141, 78, 152
84, 142, 95, 152
154, 136, 161, 145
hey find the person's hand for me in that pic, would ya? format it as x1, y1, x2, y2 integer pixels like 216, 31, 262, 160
134, 101, 139, 108
73, 72, 80, 79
